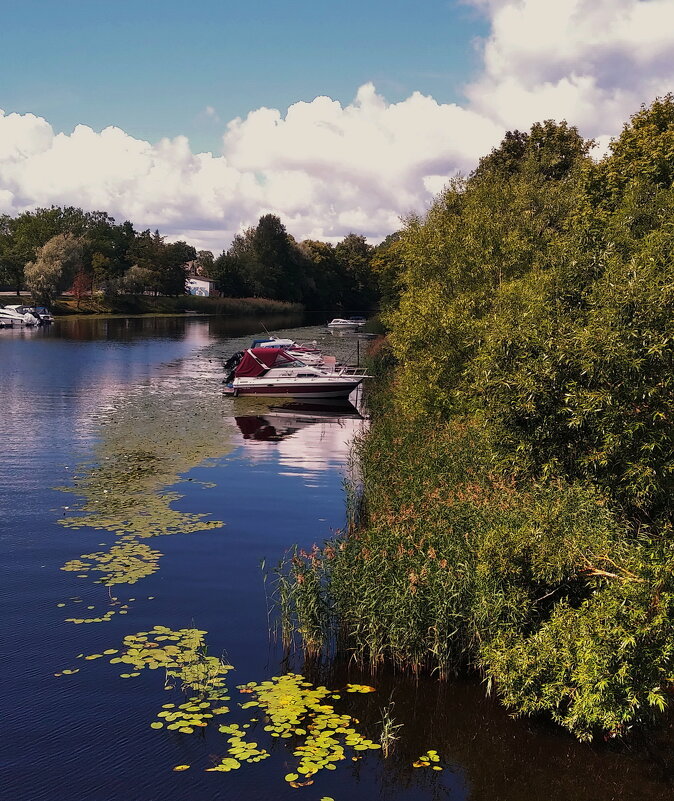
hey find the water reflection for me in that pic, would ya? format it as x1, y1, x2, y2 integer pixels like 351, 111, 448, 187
52, 312, 305, 342
236, 400, 363, 442
234, 400, 366, 485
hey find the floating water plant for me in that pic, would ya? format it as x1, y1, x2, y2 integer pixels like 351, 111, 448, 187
61, 540, 163, 586
413, 749, 442, 770
237, 672, 381, 784
56, 369, 234, 596
68, 625, 389, 786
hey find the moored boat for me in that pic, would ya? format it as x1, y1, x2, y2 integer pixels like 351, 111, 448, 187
0, 305, 43, 325
32, 306, 54, 324
223, 347, 369, 399
327, 318, 365, 328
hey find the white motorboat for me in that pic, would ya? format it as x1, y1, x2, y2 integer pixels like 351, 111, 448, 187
223, 347, 369, 399
32, 306, 54, 324
327, 317, 366, 328
0, 305, 43, 325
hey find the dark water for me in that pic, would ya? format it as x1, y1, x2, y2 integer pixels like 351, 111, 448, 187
1, 315, 672, 801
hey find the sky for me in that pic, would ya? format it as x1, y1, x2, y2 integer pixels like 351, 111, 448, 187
1, 0, 673, 252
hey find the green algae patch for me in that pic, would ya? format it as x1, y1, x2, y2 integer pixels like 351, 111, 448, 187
57, 354, 236, 594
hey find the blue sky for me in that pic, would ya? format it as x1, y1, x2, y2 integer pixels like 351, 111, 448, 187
1, 0, 673, 250
2, 0, 487, 152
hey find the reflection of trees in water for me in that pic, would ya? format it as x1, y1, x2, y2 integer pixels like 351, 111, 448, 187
55, 313, 305, 342
295, 654, 674, 801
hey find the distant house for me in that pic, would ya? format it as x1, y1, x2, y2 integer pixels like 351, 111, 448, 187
186, 277, 216, 297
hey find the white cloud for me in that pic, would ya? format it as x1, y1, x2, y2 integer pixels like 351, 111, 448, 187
465, 0, 674, 136
0, 91, 502, 250
1, 0, 674, 249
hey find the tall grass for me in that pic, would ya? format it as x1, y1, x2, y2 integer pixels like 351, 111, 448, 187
52, 294, 303, 316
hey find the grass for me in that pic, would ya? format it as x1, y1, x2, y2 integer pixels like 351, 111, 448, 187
377, 699, 403, 757
49, 294, 303, 317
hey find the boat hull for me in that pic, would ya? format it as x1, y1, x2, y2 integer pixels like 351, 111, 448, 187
225, 379, 364, 399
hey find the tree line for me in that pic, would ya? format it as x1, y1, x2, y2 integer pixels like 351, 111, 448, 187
281, 95, 674, 740
0, 205, 383, 310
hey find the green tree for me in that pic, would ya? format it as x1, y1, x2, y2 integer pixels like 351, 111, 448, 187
251, 213, 303, 300
24, 234, 84, 305
196, 250, 214, 276
334, 233, 377, 311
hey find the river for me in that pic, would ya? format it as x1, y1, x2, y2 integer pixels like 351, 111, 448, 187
1, 315, 672, 801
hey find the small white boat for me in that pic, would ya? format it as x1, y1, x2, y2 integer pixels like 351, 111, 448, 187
0, 305, 43, 325
223, 347, 369, 399
327, 317, 366, 328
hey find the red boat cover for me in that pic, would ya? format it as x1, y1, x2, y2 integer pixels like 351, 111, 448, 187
235, 348, 296, 377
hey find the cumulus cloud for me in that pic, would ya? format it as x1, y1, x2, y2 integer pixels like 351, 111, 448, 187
465, 0, 674, 138
1, 0, 673, 249
0, 89, 503, 250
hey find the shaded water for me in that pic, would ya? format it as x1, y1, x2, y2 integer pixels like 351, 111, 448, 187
1, 315, 672, 801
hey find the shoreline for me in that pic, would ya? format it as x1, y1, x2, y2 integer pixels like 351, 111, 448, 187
3, 294, 304, 318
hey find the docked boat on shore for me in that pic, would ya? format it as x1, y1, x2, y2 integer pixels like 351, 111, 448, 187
327, 317, 366, 329
223, 347, 369, 399
0, 305, 45, 326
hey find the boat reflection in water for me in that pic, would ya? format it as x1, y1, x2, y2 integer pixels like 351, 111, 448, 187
234, 400, 367, 485
235, 400, 364, 442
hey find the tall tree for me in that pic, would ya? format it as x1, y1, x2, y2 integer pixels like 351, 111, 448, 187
24, 234, 85, 305
334, 233, 377, 310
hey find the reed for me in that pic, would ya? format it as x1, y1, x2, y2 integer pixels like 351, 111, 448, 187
274, 547, 330, 657
377, 699, 403, 758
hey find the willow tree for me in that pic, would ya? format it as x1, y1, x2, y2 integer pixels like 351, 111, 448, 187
25, 234, 85, 306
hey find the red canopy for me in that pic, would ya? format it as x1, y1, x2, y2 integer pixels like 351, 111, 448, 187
235, 348, 296, 377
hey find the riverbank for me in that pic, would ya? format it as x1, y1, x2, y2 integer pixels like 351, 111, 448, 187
3, 294, 303, 317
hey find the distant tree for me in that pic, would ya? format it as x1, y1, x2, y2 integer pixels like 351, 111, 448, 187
211, 229, 256, 297
123, 264, 155, 294
196, 250, 214, 276
251, 214, 298, 300
335, 233, 377, 310
0, 208, 63, 294
24, 234, 85, 305
70, 270, 93, 309
298, 239, 344, 309
160, 240, 196, 295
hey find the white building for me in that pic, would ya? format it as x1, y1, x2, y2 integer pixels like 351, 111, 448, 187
186, 277, 216, 297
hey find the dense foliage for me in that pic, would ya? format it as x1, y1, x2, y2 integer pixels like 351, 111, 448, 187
209, 215, 379, 310
281, 96, 674, 740
0, 205, 382, 310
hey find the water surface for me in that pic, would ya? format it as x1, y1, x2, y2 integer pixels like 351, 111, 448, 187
1, 315, 671, 801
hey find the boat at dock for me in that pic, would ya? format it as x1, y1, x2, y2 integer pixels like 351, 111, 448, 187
0, 305, 52, 325
223, 347, 369, 399
327, 317, 366, 328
